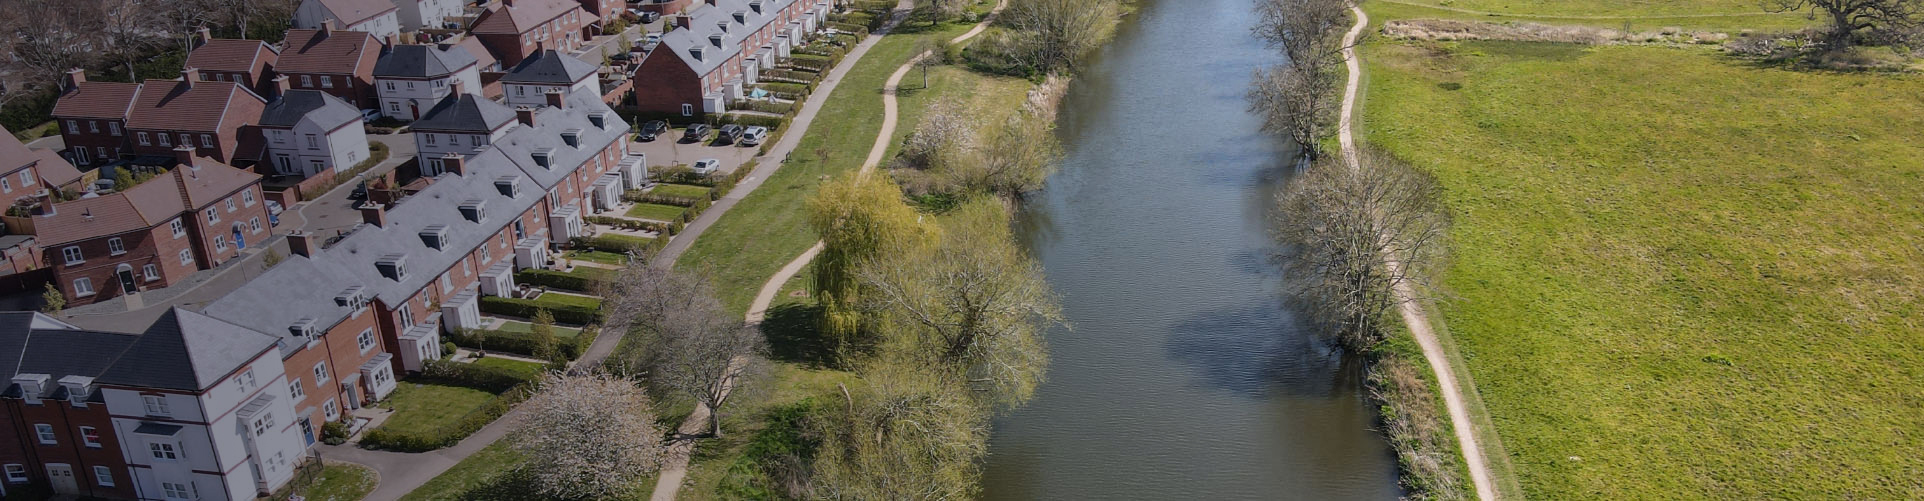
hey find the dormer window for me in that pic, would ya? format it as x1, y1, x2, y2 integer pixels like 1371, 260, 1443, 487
562, 130, 581, 148
532, 150, 553, 169
335, 286, 368, 309
420, 225, 449, 250
376, 255, 408, 281
588, 113, 606, 129
710, 34, 724, 48
733, 11, 746, 23
289, 318, 319, 340
717, 21, 730, 33
496, 177, 522, 198
749, 0, 762, 13
459, 200, 486, 222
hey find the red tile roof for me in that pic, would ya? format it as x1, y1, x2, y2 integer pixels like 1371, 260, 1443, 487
0, 126, 84, 188
51, 81, 142, 120
454, 36, 500, 71
36, 157, 261, 246
186, 40, 279, 73
0, 126, 33, 174
472, 0, 585, 35
29, 149, 83, 188
125, 79, 268, 133
279, 29, 382, 74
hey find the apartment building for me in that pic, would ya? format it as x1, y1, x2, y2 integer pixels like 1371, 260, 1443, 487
372, 44, 483, 121
632, 0, 831, 115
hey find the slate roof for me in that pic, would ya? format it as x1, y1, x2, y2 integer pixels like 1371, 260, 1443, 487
97, 309, 279, 391
260, 90, 362, 129
35, 157, 262, 246
315, 0, 400, 26
410, 93, 517, 133
280, 29, 383, 75
501, 49, 597, 85
186, 39, 280, 73
0, 312, 136, 400
471, 0, 591, 35
655, 0, 803, 77
374, 44, 480, 79
52, 81, 142, 120
125, 79, 269, 133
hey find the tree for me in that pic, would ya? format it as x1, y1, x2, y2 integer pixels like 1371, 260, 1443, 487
1247, 0, 1355, 159
857, 200, 1057, 409
1273, 147, 1450, 350
809, 367, 989, 500
950, 113, 1060, 200
614, 266, 765, 437
808, 173, 937, 345
1762, 0, 1923, 49
918, 0, 969, 25
1253, 0, 1355, 75
1248, 64, 1342, 159
97, 0, 160, 82
999, 0, 1121, 73
530, 309, 559, 361
5, 0, 103, 85
40, 283, 64, 314
511, 372, 664, 499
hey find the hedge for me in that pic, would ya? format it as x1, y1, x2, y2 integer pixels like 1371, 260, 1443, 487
446, 328, 586, 361
586, 215, 670, 233
624, 192, 702, 207
479, 295, 604, 325
734, 100, 796, 116
572, 233, 659, 253
514, 268, 613, 293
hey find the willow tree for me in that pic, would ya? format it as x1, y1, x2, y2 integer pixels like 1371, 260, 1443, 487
809, 366, 989, 499
807, 173, 936, 347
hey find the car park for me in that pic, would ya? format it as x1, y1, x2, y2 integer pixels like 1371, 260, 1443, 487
740, 126, 769, 146
639, 120, 669, 141
716, 124, 744, 144
692, 158, 721, 177
682, 124, 712, 143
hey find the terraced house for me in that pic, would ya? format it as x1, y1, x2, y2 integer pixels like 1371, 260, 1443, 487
500, 48, 600, 108
471, 0, 595, 68
49, 71, 140, 168
632, 0, 832, 115
124, 71, 270, 165
183, 29, 282, 98
409, 88, 519, 175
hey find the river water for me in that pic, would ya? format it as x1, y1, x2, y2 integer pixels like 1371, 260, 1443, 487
979, 0, 1401, 498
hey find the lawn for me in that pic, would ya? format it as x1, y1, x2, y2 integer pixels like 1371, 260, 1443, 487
1365, 0, 1815, 32
490, 319, 584, 338
472, 357, 553, 380
564, 249, 634, 266
626, 202, 689, 222
276, 462, 377, 501
652, 183, 715, 199
1361, 39, 1924, 498
374, 383, 498, 437
397, 441, 660, 501
532, 291, 603, 310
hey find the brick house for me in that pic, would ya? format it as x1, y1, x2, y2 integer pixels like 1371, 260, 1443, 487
0, 125, 84, 204
49, 71, 140, 168
635, 0, 695, 15
471, 0, 596, 68
278, 27, 386, 109
124, 71, 270, 166
184, 28, 281, 98
293, 0, 402, 38
34, 148, 269, 306
632, 0, 831, 116
0, 313, 139, 499
409, 90, 519, 175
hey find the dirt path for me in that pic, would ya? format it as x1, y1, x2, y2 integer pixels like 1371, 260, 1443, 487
1338, 6, 1498, 500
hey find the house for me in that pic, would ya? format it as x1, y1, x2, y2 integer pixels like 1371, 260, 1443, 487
632, 0, 831, 116
500, 48, 599, 108
635, 0, 695, 15
390, 0, 469, 32
278, 27, 386, 110
48, 71, 140, 168
293, 0, 402, 38
471, 0, 596, 68
259, 86, 370, 178
183, 28, 281, 98
577, 0, 623, 31
34, 148, 269, 306
0, 125, 84, 204
372, 44, 482, 120
409, 91, 518, 176
124, 71, 270, 165
0, 309, 311, 500
451, 35, 507, 98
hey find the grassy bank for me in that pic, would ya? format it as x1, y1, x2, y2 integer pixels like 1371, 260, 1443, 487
1366, 0, 1815, 32
1360, 34, 1924, 497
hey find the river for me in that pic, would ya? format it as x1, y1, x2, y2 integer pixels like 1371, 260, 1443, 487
979, 0, 1402, 498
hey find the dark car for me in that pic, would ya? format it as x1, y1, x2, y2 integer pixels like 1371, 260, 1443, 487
682, 124, 712, 143
348, 181, 369, 200
716, 124, 745, 144
639, 120, 669, 141
640, 11, 661, 23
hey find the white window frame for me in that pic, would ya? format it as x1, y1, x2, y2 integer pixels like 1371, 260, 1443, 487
171, 219, 187, 238
179, 249, 194, 266
143, 264, 159, 282
61, 246, 82, 265
109, 122, 121, 136
73, 277, 94, 297
200, 134, 214, 148
107, 237, 125, 256
143, 395, 171, 415
79, 426, 101, 448
323, 399, 339, 420
357, 328, 376, 353
157, 133, 170, 147
289, 379, 305, 400
3, 464, 24, 483
313, 362, 330, 383
92, 465, 112, 487
34, 424, 55, 444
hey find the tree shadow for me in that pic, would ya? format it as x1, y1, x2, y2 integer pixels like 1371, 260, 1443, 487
1162, 301, 1369, 400
760, 303, 839, 368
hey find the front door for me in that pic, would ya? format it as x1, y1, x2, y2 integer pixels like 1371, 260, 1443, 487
116, 267, 138, 295
233, 226, 246, 250
46, 464, 78, 495
300, 417, 316, 445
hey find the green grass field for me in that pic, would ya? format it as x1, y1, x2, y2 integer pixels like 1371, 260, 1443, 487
564, 249, 633, 265
472, 357, 552, 380
375, 383, 498, 437
1361, 38, 1924, 497
280, 462, 377, 501
1366, 0, 1815, 32
626, 203, 689, 222
652, 183, 715, 199
490, 319, 584, 338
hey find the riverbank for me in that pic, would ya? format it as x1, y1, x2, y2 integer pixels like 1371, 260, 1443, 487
1358, 0, 1924, 497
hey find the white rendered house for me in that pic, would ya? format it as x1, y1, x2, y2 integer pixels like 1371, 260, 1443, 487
391, 0, 469, 31
260, 88, 370, 178
374, 45, 483, 121
410, 93, 519, 176
501, 49, 601, 108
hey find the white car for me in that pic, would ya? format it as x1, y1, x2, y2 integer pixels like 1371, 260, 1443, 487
692, 158, 721, 177
739, 126, 769, 146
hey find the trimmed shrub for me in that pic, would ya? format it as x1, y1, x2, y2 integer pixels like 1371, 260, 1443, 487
585, 215, 669, 233
624, 192, 702, 207
447, 328, 586, 361
321, 421, 350, 445
515, 268, 614, 293
571, 234, 658, 254
479, 295, 604, 325
734, 100, 796, 115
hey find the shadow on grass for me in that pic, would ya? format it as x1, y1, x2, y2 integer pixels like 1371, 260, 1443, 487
760, 303, 839, 368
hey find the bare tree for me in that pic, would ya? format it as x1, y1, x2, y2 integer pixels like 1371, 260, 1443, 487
612, 265, 765, 437
951, 112, 1060, 200
897, 97, 975, 172
97, 0, 160, 82
1254, 0, 1356, 73
999, 0, 1121, 73
6, 0, 103, 84
511, 372, 665, 499
1762, 0, 1923, 49
1273, 147, 1450, 350
1247, 0, 1355, 159
917, 0, 970, 25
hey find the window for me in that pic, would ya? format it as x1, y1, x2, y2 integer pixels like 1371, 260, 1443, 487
161, 480, 192, 499
300, 75, 312, 87
236, 369, 256, 392
470, 135, 482, 146
515, 85, 524, 97
88, 121, 99, 133
323, 399, 339, 420
385, 81, 395, 91
406, 81, 415, 90
273, 130, 286, 143
399, 307, 415, 329
321, 76, 334, 88
66, 120, 77, 133
251, 414, 273, 436
305, 134, 318, 149
206, 208, 219, 224
143, 264, 159, 281
73, 278, 94, 297
213, 235, 227, 252
4, 465, 23, 483
242, 189, 256, 206
79, 426, 100, 448
109, 122, 121, 136
61, 246, 82, 265
179, 249, 194, 266
143, 395, 170, 415
289, 379, 305, 400
200, 134, 213, 148
172, 219, 186, 238
180, 134, 191, 147
157, 133, 170, 147
250, 217, 262, 234
150, 442, 179, 461
440, 273, 452, 293
107, 238, 125, 256
390, 102, 401, 113
34, 424, 55, 444
2, 178, 10, 192
225, 199, 236, 212
357, 328, 376, 352
682, 104, 694, 116
425, 133, 437, 145
92, 466, 112, 487
313, 362, 330, 383
137, 131, 151, 145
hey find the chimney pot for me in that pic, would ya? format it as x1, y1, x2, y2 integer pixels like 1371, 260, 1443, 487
450, 79, 466, 96
516, 106, 536, 127
322, 20, 337, 35
287, 231, 317, 257
545, 90, 565, 109
359, 201, 388, 228
35, 191, 56, 216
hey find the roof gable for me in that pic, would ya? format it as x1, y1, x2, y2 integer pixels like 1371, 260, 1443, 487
261, 90, 362, 128
280, 29, 383, 75
472, 0, 586, 35
51, 81, 142, 120
374, 44, 480, 78
313, 0, 399, 26
125, 79, 268, 133
187, 39, 278, 73
412, 93, 517, 133
501, 49, 596, 85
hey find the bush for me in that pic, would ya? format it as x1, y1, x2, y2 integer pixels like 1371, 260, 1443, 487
515, 268, 614, 293
321, 421, 351, 445
718, 113, 790, 130
586, 215, 670, 233
442, 341, 458, 356
447, 328, 586, 361
419, 358, 540, 390
480, 295, 604, 325
734, 99, 797, 116
624, 192, 702, 207
656, 166, 716, 186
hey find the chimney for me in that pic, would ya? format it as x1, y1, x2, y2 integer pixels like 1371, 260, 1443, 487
35, 191, 56, 216
676, 14, 692, 29
536, 40, 549, 54
273, 75, 291, 98
450, 79, 466, 96
321, 20, 336, 36
359, 201, 388, 228
195, 27, 213, 48
173, 145, 198, 167
545, 89, 565, 109
385, 33, 400, 48
287, 231, 317, 257
516, 106, 536, 127
705, 0, 718, 6
442, 152, 465, 175
181, 67, 201, 86
63, 69, 85, 92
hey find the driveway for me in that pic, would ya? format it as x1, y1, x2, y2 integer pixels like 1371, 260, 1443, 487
630, 135, 761, 175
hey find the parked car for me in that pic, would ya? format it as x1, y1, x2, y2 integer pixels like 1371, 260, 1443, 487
716, 124, 744, 144
348, 181, 369, 200
640, 11, 661, 23
265, 200, 284, 226
643, 33, 662, 50
692, 158, 721, 177
360, 109, 380, 123
682, 124, 712, 143
740, 126, 769, 146
639, 120, 669, 141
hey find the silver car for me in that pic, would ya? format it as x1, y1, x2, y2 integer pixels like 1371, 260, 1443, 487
692, 158, 721, 177
740, 126, 769, 146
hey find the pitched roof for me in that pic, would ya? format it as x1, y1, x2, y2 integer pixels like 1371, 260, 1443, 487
125, 79, 269, 133
28, 149, 84, 188
0, 312, 138, 400
51, 81, 142, 120
279, 29, 383, 75
0, 128, 84, 187
0, 126, 34, 174
97, 309, 279, 391
655, 0, 804, 77
260, 90, 362, 129
186, 39, 280, 73
374, 44, 480, 78
314, 0, 399, 26
501, 49, 597, 85
410, 93, 517, 133
452, 36, 500, 71
471, 0, 590, 35
35, 157, 262, 246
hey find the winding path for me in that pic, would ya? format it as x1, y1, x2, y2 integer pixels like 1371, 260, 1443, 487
1336, 6, 1497, 500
